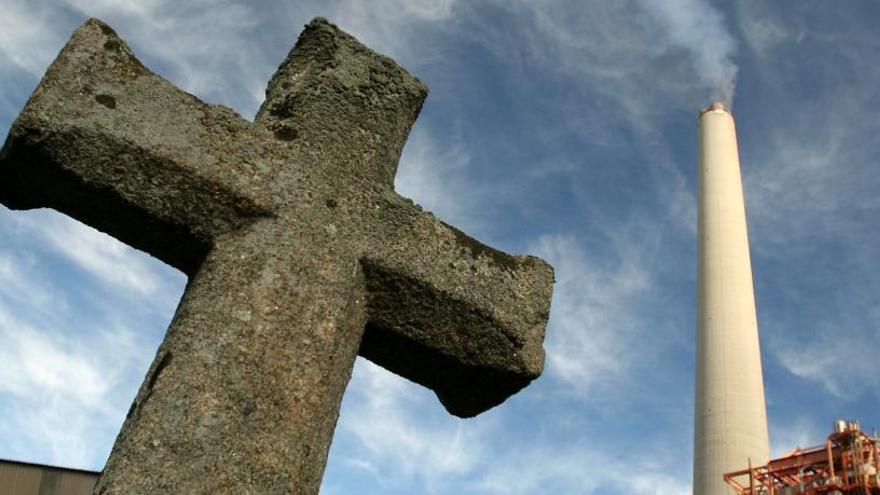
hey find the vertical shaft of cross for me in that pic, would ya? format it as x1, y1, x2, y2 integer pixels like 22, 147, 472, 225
255, 18, 427, 190
694, 103, 770, 494
96, 221, 368, 494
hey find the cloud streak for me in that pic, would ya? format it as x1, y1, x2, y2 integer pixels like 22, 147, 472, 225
0, 0, 65, 77
532, 234, 650, 392
333, 360, 490, 489
329, 357, 692, 495
0, 305, 158, 468
0, 208, 185, 470
21, 211, 163, 295
394, 127, 482, 233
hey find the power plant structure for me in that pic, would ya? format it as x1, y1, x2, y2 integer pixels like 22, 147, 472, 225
694, 101, 771, 494
724, 420, 880, 494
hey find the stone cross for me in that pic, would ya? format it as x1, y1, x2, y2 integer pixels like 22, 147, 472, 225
0, 18, 553, 494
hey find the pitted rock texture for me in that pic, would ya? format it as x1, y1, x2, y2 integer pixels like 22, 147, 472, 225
0, 17, 554, 495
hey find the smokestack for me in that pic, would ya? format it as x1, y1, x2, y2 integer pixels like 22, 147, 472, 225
694, 102, 770, 494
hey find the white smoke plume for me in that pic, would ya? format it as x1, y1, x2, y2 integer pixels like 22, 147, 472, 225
636, 0, 738, 105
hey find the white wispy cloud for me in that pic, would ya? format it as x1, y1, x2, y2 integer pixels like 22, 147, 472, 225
394, 127, 482, 232
739, 3, 880, 244
334, 359, 491, 490
0, 208, 184, 470
328, 0, 457, 52
66, 0, 163, 17
0, 249, 69, 313
468, 0, 735, 142
530, 232, 651, 393
771, 318, 880, 401
473, 442, 690, 495
738, 16, 799, 60
769, 415, 823, 458
0, 313, 110, 409
6, 209, 163, 296
0, 306, 153, 468
745, 117, 878, 250
332, 358, 693, 495
0, 0, 66, 76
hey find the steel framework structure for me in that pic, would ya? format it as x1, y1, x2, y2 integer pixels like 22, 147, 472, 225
725, 422, 880, 495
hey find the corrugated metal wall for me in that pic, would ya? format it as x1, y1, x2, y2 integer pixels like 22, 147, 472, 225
0, 460, 98, 495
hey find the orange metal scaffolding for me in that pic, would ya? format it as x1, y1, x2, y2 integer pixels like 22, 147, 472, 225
724, 421, 880, 495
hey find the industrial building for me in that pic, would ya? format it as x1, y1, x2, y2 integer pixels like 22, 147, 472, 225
0, 458, 98, 495
724, 420, 880, 494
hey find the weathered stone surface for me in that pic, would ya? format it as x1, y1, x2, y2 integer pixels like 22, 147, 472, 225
0, 17, 554, 494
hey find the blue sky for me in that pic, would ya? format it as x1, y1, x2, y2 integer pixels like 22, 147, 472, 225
1, 1, 879, 493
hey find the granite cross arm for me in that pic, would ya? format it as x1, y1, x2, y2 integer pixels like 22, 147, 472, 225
0, 18, 554, 494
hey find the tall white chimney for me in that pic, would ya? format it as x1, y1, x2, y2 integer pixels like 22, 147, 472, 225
694, 102, 770, 494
